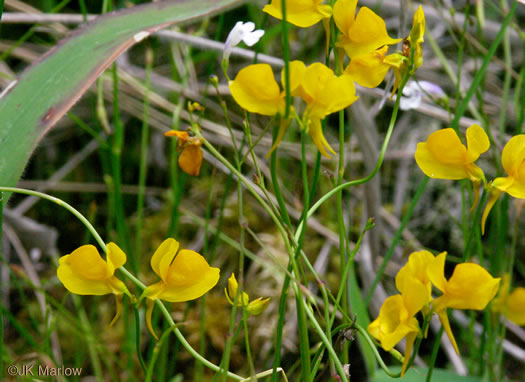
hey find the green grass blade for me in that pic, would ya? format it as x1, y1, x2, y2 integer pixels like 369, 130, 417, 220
0, 0, 241, 192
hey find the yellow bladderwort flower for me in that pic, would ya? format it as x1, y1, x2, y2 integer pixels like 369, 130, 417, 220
482, 135, 525, 234
333, 0, 401, 59
427, 252, 500, 354
263, 0, 332, 28
384, 5, 425, 95
225, 273, 270, 316
57, 243, 129, 326
395, 250, 436, 306
230, 61, 357, 158
415, 124, 489, 209
368, 278, 427, 376
229, 63, 293, 156
141, 238, 220, 339
343, 45, 390, 88
164, 130, 204, 176
492, 274, 525, 326
291, 61, 358, 157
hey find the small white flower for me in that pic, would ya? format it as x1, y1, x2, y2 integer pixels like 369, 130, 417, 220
400, 80, 446, 110
223, 21, 265, 62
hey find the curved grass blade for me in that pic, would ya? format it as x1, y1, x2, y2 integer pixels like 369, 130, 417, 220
0, 0, 241, 192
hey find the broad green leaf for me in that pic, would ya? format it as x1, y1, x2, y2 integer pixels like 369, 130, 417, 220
372, 367, 482, 382
0, 0, 241, 193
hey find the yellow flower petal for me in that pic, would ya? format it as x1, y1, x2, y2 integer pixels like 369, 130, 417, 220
427, 251, 448, 293
402, 278, 429, 317
150, 238, 179, 281
158, 267, 220, 303
408, 5, 425, 69
165, 130, 189, 140
107, 242, 127, 272
503, 180, 525, 199
333, 0, 357, 37
302, 63, 358, 119
426, 128, 467, 165
501, 135, 525, 176
166, 249, 216, 286
266, 118, 292, 158
323, 74, 359, 115
247, 297, 271, 315
66, 245, 113, 280
507, 288, 525, 325
146, 299, 159, 340
368, 295, 420, 351
308, 118, 336, 158
301, 63, 335, 109
263, 0, 333, 28
383, 53, 407, 96
414, 141, 469, 180
225, 273, 250, 306
286, 60, 307, 97
466, 124, 490, 162
179, 144, 203, 176
229, 64, 284, 116
109, 294, 123, 328
57, 257, 114, 295
481, 187, 503, 235
344, 46, 390, 88
395, 250, 435, 302
442, 263, 500, 310
340, 7, 402, 59
141, 280, 166, 301
401, 331, 417, 376
437, 309, 459, 354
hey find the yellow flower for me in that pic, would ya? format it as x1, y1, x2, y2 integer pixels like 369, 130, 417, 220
415, 124, 489, 208
57, 243, 129, 326
165, 130, 204, 176
368, 277, 427, 376
333, 0, 401, 59
482, 135, 525, 234
225, 273, 270, 316
427, 252, 500, 354
263, 0, 332, 28
293, 62, 358, 157
343, 46, 391, 88
230, 61, 357, 158
395, 250, 436, 305
141, 238, 220, 339
492, 274, 525, 326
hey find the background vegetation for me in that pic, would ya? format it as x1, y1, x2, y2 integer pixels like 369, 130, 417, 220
0, 0, 524, 381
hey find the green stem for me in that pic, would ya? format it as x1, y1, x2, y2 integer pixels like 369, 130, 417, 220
135, 46, 152, 269
498, 0, 512, 138
110, 64, 133, 268
450, 1, 518, 131
280, 0, 291, 118
296, 72, 409, 238
135, 307, 147, 375
425, 327, 444, 382
145, 326, 176, 382
365, 177, 429, 305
